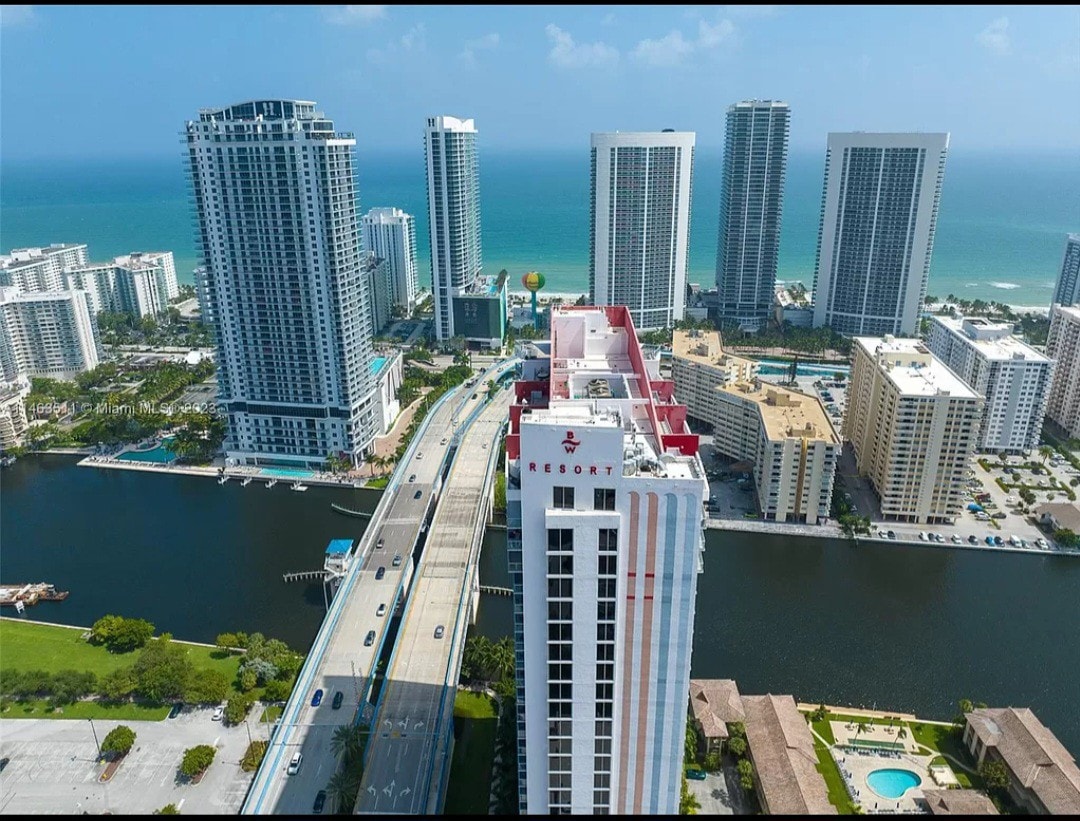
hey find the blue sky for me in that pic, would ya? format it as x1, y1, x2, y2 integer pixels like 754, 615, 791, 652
1, 5, 1078, 160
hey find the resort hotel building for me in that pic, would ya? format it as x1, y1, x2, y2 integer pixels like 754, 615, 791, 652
927, 316, 1053, 455
1045, 304, 1080, 440
714, 100, 791, 332
845, 336, 982, 524
184, 99, 378, 469
589, 130, 696, 331
0, 287, 101, 381
1053, 233, 1080, 308
812, 132, 949, 337
505, 306, 706, 814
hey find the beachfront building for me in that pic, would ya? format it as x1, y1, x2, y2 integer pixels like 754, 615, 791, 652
963, 707, 1080, 814
361, 252, 391, 335
0, 244, 88, 292
714, 381, 839, 524
368, 349, 403, 437
361, 207, 420, 314
1045, 304, 1080, 439
0, 287, 101, 381
184, 99, 378, 469
1053, 233, 1080, 308
927, 316, 1053, 454
0, 378, 31, 451
505, 306, 706, 814
589, 131, 696, 331
715, 100, 791, 332
64, 251, 179, 319
812, 133, 949, 337
774, 284, 814, 328
425, 115, 490, 344
671, 329, 758, 425
845, 336, 982, 524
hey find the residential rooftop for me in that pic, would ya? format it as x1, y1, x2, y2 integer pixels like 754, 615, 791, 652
854, 336, 980, 399
719, 380, 839, 444
689, 679, 745, 741
672, 329, 757, 372
933, 315, 1050, 363
921, 789, 999, 815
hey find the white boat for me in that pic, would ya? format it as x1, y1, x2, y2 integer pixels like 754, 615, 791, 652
265, 479, 278, 488
241, 476, 253, 487
291, 481, 308, 492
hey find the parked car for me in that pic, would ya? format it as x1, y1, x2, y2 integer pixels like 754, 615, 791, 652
332, 691, 344, 710
968, 535, 979, 544
434, 625, 445, 639
313, 790, 327, 814
991, 512, 1007, 520
212, 705, 225, 721
951, 534, 962, 544
287, 752, 303, 776
919, 532, 928, 541
993, 536, 1004, 546
311, 689, 324, 707
686, 768, 707, 781
1036, 537, 1049, 548
887, 530, 896, 540
169, 703, 184, 719
364, 630, 376, 647
986, 536, 996, 545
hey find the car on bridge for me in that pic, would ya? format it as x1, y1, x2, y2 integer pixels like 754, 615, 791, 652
392, 553, 402, 567
375, 566, 385, 580
311, 689, 324, 707
332, 691, 344, 710
414, 489, 422, 499
434, 625, 445, 639
312, 790, 327, 814
376, 537, 385, 549
409, 474, 416, 482
377, 603, 387, 617
364, 630, 376, 647
287, 752, 303, 775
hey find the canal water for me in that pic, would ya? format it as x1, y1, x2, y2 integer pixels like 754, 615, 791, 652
4, 455, 1079, 754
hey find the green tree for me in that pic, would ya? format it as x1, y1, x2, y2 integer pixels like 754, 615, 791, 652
326, 768, 363, 813
262, 678, 292, 702
728, 721, 746, 739
133, 634, 194, 702
91, 614, 155, 652
179, 745, 216, 778
703, 750, 722, 772
685, 716, 699, 762
101, 725, 136, 758
728, 735, 747, 758
49, 669, 97, 705
493, 472, 507, 512
1039, 445, 1054, 465
238, 669, 258, 692
184, 669, 230, 704
330, 724, 366, 760
153, 804, 180, 815
979, 759, 1009, 791
1053, 528, 1080, 548
239, 657, 279, 686
679, 775, 701, 814
737, 758, 755, 791
811, 703, 828, 723
100, 666, 138, 701
215, 633, 239, 654
224, 694, 254, 725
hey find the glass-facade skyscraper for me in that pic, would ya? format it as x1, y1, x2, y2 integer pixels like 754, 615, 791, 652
184, 99, 377, 469
715, 100, 790, 332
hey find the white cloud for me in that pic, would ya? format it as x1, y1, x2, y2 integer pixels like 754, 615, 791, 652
324, 5, 387, 26
0, 5, 36, 27
367, 22, 426, 64
633, 30, 695, 68
545, 24, 619, 70
632, 17, 736, 67
459, 32, 500, 64
977, 17, 1011, 56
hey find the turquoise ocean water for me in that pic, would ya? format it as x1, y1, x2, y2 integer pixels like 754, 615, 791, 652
2, 148, 1077, 307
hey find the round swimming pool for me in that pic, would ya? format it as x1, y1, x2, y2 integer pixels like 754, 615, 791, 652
867, 768, 921, 799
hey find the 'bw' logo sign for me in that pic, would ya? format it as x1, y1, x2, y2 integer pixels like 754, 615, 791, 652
562, 430, 581, 454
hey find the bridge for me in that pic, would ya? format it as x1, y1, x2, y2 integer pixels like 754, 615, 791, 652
242, 358, 516, 815
353, 378, 513, 815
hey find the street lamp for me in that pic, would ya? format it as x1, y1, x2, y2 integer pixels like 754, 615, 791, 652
88, 718, 102, 760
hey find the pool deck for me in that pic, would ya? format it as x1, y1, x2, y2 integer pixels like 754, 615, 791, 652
78, 456, 363, 489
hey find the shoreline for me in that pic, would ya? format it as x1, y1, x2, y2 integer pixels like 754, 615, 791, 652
76, 453, 365, 489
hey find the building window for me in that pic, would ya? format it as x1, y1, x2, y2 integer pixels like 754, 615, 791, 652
553, 486, 574, 509
598, 528, 619, 552
594, 487, 616, 510
547, 528, 574, 552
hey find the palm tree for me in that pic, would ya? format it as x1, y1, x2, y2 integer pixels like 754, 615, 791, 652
1039, 445, 1054, 466
326, 766, 363, 813
330, 725, 365, 760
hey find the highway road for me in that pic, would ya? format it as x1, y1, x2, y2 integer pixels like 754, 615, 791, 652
243, 387, 466, 815
354, 381, 513, 815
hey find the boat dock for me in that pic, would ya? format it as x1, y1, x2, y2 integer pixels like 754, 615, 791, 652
0, 583, 70, 607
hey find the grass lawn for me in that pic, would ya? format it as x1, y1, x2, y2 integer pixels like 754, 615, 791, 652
909, 722, 981, 788
444, 691, 498, 816
2, 698, 170, 721
260, 705, 283, 724
812, 739, 857, 815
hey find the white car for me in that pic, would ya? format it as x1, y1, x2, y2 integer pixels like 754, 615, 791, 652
212, 705, 225, 721
1035, 537, 1049, 549
918, 532, 928, 541
951, 534, 963, 544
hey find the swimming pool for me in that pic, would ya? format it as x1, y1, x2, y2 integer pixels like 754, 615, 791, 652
118, 437, 177, 464
756, 359, 851, 378
258, 467, 316, 480
867, 768, 921, 799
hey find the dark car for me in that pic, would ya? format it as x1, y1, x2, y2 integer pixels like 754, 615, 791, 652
313, 790, 327, 814
686, 768, 707, 781
434, 625, 445, 639
364, 630, 376, 647
375, 566, 385, 580
414, 490, 422, 499
993, 536, 1004, 546
311, 688, 324, 707
168, 703, 183, 719
968, 535, 979, 544
409, 474, 417, 482
0, 757, 9, 773
332, 691, 344, 710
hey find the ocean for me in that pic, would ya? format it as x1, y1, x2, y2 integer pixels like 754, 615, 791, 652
1, 148, 1077, 307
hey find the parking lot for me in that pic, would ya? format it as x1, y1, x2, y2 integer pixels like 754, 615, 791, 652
0, 705, 259, 815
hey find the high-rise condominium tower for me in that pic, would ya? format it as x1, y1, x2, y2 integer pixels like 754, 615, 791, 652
812, 132, 949, 336
506, 306, 706, 814
184, 99, 377, 469
1053, 233, 1080, 307
0, 287, 100, 381
1045, 304, 1080, 440
424, 115, 482, 342
361, 207, 419, 314
715, 100, 790, 332
589, 131, 695, 331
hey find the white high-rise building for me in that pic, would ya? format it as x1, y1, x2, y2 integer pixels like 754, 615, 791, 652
927, 315, 1053, 454
64, 251, 178, 318
0, 378, 31, 452
184, 99, 377, 469
589, 131, 696, 331
424, 116, 482, 342
361, 207, 419, 314
1045, 304, 1080, 440
506, 306, 706, 814
0, 287, 101, 381
0, 244, 88, 292
715, 101, 791, 332
812, 132, 949, 336
1053, 233, 1080, 308
845, 336, 982, 524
